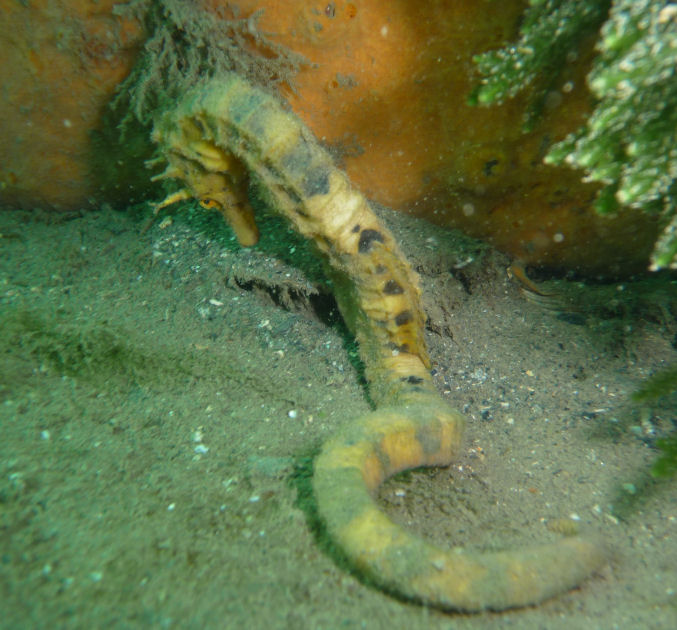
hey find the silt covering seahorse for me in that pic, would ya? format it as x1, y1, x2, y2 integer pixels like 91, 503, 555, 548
147, 72, 606, 611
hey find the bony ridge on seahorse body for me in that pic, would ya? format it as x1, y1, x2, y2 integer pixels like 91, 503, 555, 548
148, 73, 607, 611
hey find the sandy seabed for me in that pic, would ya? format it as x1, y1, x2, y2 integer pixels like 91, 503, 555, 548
1, 204, 676, 629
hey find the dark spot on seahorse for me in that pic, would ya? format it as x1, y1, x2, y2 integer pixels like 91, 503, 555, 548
281, 185, 303, 206
228, 89, 269, 125
374, 265, 387, 274
401, 375, 424, 384
373, 443, 391, 471
302, 166, 330, 197
240, 108, 268, 138
352, 224, 361, 233
383, 280, 404, 295
394, 310, 413, 326
280, 138, 312, 167
483, 158, 500, 176
416, 423, 442, 454
358, 229, 384, 253
279, 140, 331, 197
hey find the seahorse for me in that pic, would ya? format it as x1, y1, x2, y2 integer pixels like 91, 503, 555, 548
148, 73, 606, 611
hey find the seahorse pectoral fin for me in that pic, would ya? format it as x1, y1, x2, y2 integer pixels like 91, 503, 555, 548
153, 189, 192, 214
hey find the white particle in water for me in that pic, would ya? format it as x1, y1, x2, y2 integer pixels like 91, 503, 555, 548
462, 202, 475, 216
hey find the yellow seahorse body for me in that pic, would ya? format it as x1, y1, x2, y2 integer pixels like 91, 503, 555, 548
149, 73, 606, 611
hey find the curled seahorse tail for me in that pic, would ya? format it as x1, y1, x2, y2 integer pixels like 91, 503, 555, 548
314, 398, 606, 611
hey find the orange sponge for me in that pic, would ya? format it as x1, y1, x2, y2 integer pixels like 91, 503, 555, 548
0, 0, 143, 210
220, 0, 657, 275
0, 0, 659, 275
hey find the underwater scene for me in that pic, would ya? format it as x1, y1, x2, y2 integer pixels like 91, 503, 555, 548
1, 1, 676, 628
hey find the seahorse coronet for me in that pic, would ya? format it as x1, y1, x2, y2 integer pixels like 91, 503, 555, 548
148, 72, 607, 611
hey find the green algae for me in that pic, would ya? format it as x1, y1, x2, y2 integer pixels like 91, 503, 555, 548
633, 362, 677, 479
472, 0, 677, 270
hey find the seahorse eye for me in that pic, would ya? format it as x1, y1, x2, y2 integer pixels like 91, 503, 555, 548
199, 198, 220, 210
